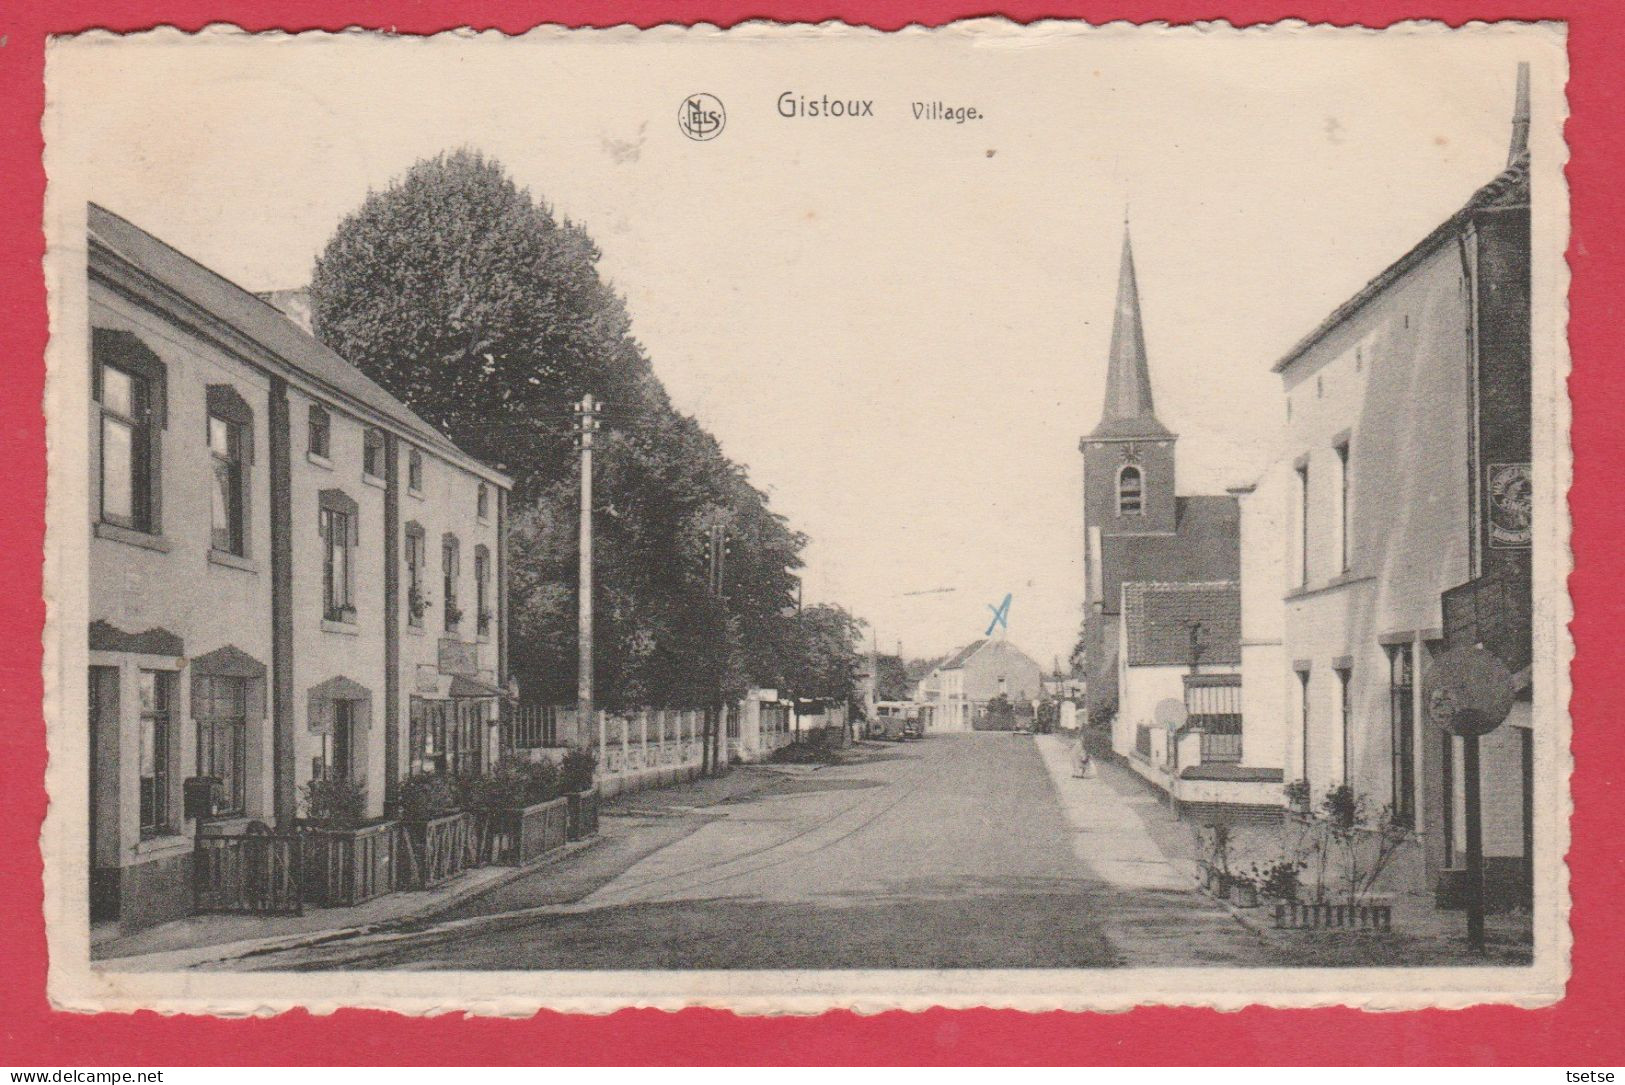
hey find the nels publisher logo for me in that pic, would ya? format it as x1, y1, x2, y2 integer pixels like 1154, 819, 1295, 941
678, 93, 726, 141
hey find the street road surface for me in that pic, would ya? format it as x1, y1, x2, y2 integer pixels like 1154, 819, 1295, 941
231, 734, 1308, 970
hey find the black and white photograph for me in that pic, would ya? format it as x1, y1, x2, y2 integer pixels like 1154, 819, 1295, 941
40, 21, 1569, 1013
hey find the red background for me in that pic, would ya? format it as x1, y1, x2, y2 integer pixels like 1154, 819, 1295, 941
1, 0, 1617, 1065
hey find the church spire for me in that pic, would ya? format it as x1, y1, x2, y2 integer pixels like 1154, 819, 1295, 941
1508, 61, 1530, 166
1091, 221, 1171, 439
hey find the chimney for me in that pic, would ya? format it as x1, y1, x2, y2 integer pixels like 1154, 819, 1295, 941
1508, 61, 1531, 166
257, 287, 314, 335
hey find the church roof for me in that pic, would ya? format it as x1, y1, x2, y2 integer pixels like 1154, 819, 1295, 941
1123, 581, 1241, 667
1090, 226, 1172, 441
1099, 496, 1240, 616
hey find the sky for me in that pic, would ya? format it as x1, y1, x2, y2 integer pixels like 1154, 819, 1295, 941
47, 23, 1561, 665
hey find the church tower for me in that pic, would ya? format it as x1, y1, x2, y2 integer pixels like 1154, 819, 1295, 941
1080, 224, 1178, 540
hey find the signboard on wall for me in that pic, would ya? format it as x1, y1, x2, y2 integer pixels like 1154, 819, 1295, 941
438, 638, 479, 677
1487, 462, 1533, 549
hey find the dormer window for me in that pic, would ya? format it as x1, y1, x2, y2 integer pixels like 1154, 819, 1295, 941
1117, 465, 1143, 516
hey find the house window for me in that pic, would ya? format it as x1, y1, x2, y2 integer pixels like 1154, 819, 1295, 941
363, 428, 384, 479
98, 363, 151, 531
409, 697, 448, 776
442, 535, 461, 632
195, 675, 247, 816
405, 524, 426, 627
319, 700, 358, 781
1335, 439, 1351, 573
308, 404, 330, 459
208, 415, 245, 555
1296, 463, 1311, 587
1297, 668, 1312, 788
408, 448, 423, 493
319, 491, 359, 623
1336, 667, 1353, 789
138, 670, 175, 836
477, 483, 489, 521
474, 546, 491, 637
1388, 643, 1416, 829
1117, 465, 1143, 516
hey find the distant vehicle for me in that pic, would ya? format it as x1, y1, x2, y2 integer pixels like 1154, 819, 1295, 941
871, 701, 924, 741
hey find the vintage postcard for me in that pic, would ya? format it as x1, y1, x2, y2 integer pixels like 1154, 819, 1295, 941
40, 19, 1570, 1015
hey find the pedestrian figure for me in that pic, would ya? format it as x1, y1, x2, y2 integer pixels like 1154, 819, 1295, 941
1072, 738, 1096, 779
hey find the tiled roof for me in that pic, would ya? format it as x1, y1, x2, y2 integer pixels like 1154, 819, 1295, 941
938, 640, 986, 670
1122, 580, 1240, 667
88, 203, 510, 488
1272, 152, 1531, 374
1099, 495, 1240, 615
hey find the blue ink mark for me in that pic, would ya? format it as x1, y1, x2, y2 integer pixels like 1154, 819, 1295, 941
985, 593, 1012, 637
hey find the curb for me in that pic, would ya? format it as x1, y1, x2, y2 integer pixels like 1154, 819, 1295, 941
101, 833, 610, 971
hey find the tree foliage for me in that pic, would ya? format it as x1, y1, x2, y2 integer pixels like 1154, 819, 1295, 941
309, 149, 854, 707
873, 653, 913, 701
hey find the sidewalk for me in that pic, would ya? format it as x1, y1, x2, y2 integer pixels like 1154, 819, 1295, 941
1033, 733, 1190, 890
1036, 732, 1533, 967
95, 761, 828, 971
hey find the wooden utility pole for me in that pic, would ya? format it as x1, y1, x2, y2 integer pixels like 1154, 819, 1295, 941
575, 395, 600, 748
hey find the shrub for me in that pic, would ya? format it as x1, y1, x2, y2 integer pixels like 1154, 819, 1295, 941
1249, 857, 1305, 901
559, 748, 597, 794
1321, 783, 1358, 831
458, 764, 531, 811
301, 775, 367, 827
397, 773, 460, 821
1283, 778, 1312, 811
522, 758, 562, 805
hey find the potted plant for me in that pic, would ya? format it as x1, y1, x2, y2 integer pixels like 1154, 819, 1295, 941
465, 760, 567, 866
560, 748, 600, 841
297, 776, 395, 907
395, 773, 477, 888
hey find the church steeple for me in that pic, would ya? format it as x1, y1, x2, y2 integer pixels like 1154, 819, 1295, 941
1508, 61, 1530, 166
1091, 223, 1172, 440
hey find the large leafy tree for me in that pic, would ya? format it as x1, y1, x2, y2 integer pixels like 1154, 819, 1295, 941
309, 149, 813, 708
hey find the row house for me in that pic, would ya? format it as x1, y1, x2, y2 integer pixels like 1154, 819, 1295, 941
87, 204, 512, 933
1261, 67, 1533, 907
